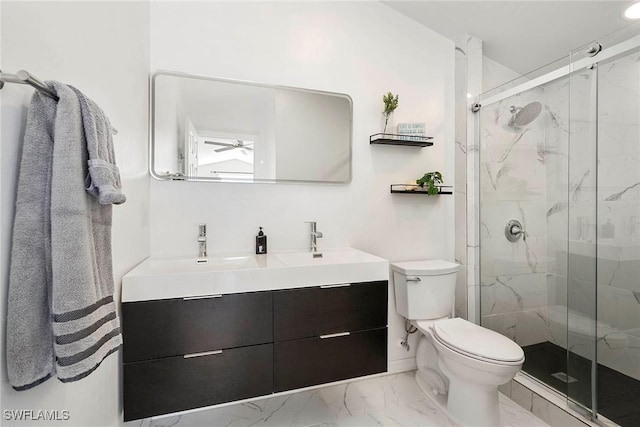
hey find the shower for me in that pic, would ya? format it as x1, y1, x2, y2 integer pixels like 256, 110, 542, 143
475, 24, 640, 426
508, 101, 542, 127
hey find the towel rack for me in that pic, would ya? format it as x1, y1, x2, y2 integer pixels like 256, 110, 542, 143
0, 69, 59, 101
0, 69, 118, 135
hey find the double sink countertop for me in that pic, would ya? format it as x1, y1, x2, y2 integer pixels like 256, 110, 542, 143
122, 247, 389, 302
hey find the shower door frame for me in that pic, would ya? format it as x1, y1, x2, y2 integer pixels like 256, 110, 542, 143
477, 35, 640, 109
567, 44, 600, 419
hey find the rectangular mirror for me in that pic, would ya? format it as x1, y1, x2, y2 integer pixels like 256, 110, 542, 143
151, 71, 352, 183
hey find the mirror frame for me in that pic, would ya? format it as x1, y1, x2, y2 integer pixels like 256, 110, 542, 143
149, 70, 353, 184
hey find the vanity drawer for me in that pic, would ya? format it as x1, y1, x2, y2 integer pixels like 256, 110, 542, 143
273, 327, 387, 392
122, 291, 273, 362
123, 343, 273, 421
273, 281, 387, 342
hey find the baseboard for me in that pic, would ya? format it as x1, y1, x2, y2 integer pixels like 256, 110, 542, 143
388, 358, 416, 374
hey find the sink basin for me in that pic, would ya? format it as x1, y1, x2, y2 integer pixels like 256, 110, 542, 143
122, 248, 389, 302
147, 255, 273, 274
275, 249, 380, 266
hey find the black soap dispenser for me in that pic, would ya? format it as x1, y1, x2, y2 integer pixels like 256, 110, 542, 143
256, 227, 267, 254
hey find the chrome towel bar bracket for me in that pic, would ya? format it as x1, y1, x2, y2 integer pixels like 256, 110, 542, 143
1, 69, 118, 135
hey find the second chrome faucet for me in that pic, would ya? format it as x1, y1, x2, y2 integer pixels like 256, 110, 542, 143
306, 221, 323, 253
197, 224, 207, 259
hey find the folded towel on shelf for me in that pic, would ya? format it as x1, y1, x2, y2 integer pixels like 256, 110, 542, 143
6, 81, 124, 390
70, 86, 126, 205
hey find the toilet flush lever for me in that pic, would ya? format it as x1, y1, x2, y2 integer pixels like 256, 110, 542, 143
505, 219, 527, 242
406, 277, 421, 283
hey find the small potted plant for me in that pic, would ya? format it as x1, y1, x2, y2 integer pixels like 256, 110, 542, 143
416, 171, 444, 195
382, 91, 399, 134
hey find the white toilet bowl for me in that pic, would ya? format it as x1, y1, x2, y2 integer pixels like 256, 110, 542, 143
430, 318, 523, 426
411, 318, 524, 426
391, 260, 525, 427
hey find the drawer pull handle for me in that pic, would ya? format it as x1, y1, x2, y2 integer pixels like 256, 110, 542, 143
320, 332, 351, 339
320, 284, 351, 289
184, 350, 223, 358
183, 294, 223, 301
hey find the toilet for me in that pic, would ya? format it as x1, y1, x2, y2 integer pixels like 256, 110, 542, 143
391, 260, 525, 427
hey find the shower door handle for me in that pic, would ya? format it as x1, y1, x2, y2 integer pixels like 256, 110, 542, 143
505, 219, 527, 242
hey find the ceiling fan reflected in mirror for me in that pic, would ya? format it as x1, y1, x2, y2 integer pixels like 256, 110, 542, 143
204, 139, 254, 153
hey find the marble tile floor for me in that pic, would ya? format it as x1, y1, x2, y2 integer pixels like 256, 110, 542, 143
136, 371, 549, 427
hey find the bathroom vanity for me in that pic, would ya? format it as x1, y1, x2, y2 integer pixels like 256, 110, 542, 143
121, 248, 389, 421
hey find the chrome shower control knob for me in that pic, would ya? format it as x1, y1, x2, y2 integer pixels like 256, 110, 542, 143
505, 219, 527, 242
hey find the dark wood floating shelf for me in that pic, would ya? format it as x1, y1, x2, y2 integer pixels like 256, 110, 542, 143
370, 133, 434, 147
390, 184, 453, 195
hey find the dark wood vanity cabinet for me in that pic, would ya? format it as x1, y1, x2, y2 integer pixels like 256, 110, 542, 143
122, 291, 273, 362
273, 281, 388, 392
273, 280, 388, 341
122, 281, 388, 421
274, 328, 387, 392
122, 291, 273, 421
124, 344, 273, 421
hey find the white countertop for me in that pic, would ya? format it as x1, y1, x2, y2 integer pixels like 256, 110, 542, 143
122, 248, 389, 302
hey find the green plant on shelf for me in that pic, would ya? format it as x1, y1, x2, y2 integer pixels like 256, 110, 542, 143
382, 91, 399, 134
416, 171, 443, 195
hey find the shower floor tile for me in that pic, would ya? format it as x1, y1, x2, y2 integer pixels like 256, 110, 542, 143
523, 341, 640, 427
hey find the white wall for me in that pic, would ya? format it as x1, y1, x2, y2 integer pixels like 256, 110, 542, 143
149, 1, 455, 370
0, 2, 150, 426
0, 1, 456, 422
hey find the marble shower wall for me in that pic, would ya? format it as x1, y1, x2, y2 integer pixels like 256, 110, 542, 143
478, 80, 560, 347
479, 45, 640, 382
543, 74, 571, 348
455, 35, 483, 323
465, 36, 484, 323
454, 41, 468, 319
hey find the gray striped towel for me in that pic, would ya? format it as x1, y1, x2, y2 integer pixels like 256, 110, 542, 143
6, 81, 123, 390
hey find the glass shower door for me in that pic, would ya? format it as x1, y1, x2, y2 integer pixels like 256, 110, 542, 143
568, 33, 640, 424
566, 43, 599, 417
477, 76, 570, 394
477, 22, 640, 426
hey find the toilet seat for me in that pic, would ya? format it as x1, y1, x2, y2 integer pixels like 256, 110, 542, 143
433, 318, 524, 365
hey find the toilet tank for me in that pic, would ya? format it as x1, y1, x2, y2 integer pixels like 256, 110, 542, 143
391, 260, 460, 320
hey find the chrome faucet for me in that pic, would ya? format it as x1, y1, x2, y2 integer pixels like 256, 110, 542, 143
197, 224, 207, 258
306, 221, 323, 253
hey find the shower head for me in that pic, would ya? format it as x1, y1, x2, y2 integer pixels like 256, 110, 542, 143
508, 101, 542, 127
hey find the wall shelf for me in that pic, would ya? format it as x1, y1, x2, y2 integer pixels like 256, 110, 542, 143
390, 184, 453, 195
369, 133, 433, 147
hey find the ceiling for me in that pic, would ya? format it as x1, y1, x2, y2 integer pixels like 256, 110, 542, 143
383, 1, 634, 75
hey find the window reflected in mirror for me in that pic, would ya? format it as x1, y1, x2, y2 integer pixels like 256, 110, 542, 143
151, 71, 352, 184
